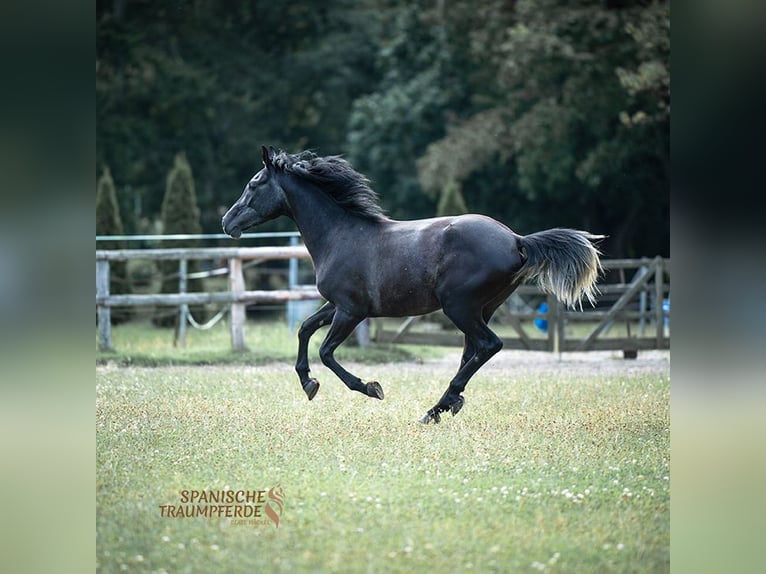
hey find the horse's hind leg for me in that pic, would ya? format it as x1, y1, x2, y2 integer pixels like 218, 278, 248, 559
318, 308, 384, 400
422, 284, 522, 422
459, 337, 475, 369
457, 296, 507, 368
295, 302, 335, 400
421, 305, 503, 424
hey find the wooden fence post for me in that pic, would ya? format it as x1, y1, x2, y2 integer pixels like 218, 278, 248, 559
547, 294, 557, 353
229, 257, 246, 351
287, 235, 299, 333
355, 319, 370, 348
654, 256, 664, 350
96, 259, 112, 351
639, 268, 648, 336
555, 298, 565, 357
177, 258, 188, 348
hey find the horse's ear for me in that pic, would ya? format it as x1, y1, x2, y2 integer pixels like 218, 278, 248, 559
261, 145, 272, 168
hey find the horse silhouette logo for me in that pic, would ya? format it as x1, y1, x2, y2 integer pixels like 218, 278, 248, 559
265, 486, 284, 528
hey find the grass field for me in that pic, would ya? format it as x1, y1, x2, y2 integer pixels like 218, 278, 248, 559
97, 318, 447, 367
97, 322, 669, 573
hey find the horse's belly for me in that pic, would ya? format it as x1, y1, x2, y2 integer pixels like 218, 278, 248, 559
368, 279, 440, 318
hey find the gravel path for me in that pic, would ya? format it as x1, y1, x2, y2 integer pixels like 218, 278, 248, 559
424, 349, 670, 378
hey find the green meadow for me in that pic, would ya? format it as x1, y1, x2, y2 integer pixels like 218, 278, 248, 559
97, 322, 669, 573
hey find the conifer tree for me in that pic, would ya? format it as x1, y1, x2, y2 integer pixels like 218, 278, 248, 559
161, 153, 202, 237
96, 166, 132, 323
436, 179, 468, 217
153, 153, 207, 326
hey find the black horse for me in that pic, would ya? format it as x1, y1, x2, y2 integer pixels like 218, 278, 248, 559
223, 147, 602, 423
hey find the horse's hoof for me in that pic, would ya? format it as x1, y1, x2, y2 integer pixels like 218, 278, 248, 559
366, 381, 384, 400
419, 409, 441, 424
450, 396, 465, 416
303, 378, 320, 401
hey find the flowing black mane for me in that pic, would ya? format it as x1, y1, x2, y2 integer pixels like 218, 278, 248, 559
274, 150, 387, 221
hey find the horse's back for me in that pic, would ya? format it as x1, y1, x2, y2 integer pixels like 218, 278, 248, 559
379, 214, 520, 272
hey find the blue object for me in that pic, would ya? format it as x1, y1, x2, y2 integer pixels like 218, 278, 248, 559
534, 301, 548, 333
662, 298, 670, 327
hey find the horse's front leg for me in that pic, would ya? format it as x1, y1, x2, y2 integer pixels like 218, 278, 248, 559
295, 302, 336, 400
318, 308, 384, 400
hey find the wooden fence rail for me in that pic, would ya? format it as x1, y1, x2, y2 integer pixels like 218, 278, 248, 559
97, 247, 669, 356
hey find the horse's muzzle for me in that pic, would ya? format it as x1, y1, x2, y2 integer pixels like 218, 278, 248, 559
223, 222, 241, 239
228, 226, 242, 239
221, 216, 241, 239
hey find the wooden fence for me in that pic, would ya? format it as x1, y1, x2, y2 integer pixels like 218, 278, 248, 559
97, 248, 669, 356
96, 246, 319, 352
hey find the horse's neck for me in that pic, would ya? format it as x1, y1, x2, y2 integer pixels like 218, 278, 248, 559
282, 178, 374, 262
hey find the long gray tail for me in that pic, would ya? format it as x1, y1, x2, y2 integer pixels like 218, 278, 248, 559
518, 228, 604, 309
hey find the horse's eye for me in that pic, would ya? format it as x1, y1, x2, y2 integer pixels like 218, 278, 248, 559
249, 181, 257, 190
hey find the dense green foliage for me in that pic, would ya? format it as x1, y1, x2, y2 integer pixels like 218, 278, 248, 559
96, 166, 132, 322
97, 0, 668, 256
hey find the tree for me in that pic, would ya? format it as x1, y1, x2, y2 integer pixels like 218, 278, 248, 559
97, 0, 381, 234
153, 153, 206, 327
96, 166, 132, 323
161, 152, 202, 237
414, 0, 669, 256
97, 0, 668, 257
346, 1, 474, 218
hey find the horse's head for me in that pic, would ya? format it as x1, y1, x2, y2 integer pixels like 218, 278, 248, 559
222, 146, 290, 238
